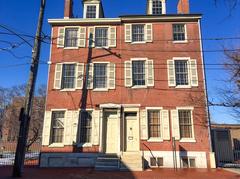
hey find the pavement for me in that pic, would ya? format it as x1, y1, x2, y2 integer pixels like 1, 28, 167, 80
0, 167, 240, 179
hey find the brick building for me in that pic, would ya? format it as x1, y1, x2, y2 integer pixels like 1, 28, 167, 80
40, 0, 214, 170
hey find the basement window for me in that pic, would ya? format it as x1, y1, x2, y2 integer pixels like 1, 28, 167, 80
150, 157, 164, 167
181, 157, 196, 168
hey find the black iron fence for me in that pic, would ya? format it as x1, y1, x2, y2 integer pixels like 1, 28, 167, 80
0, 140, 41, 166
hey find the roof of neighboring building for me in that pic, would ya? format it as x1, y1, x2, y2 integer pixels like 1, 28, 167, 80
211, 123, 240, 130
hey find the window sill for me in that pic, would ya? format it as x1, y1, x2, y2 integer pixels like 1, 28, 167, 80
179, 139, 196, 143
48, 143, 65, 148
147, 138, 163, 142
131, 41, 146, 44
173, 40, 188, 44
175, 85, 191, 89
131, 85, 147, 89
95, 46, 109, 49
63, 47, 79, 50
60, 89, 76, 92
93, 88, 109, 92
77, 143, 93, 147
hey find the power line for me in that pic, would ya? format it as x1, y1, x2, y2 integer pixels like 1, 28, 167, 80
0, 25, 33, 48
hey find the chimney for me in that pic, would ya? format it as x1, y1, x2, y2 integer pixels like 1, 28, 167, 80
177, 0, 189, 14
64, 0, 73, 18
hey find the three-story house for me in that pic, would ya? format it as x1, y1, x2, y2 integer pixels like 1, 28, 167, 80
40, 0, 215, 170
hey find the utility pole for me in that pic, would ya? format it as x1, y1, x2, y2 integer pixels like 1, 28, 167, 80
13, 0, 46, 177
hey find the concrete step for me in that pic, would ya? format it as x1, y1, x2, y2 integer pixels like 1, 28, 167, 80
95, 165, 119, 171
95, 155, 120, 171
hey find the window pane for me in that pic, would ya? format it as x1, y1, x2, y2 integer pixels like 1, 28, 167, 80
152, 0, 162, 15
182, 157, 189, 168
65, 28, 78, 47
175, 60, 189, 86
51, 111, 65, 143
148, 110, 161, 138
157, 157, 164, 166
62, 64, 75, 89
189, 159, 196, 168
173, 24, 185, 41
132, 61, 145, 86
95, 28, 108, 47
132, 25, 145, 42
86, 5, 96, 18
80, 111, 92, 143
179, 110, 192, 138
150, 157, 157, 166
94, 63, 107, 88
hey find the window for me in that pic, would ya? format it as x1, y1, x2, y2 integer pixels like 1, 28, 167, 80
95, 27, 108, 47
64, 28, 78, 47
148, 110, 161, 138
173, 24, 186, 41
179, 110, 193, 139
62, 64, 76, 89
86, 5, 96, 18
152, 0, 162, 15
51, 111, 65, 143
132, 61, 145, 86
181, 157, 196, 168
175, 60, 189, 86
132, 25, 145, 42
150, 157, 163, 167
79, 111, 92, 143
94, 63, 108, 89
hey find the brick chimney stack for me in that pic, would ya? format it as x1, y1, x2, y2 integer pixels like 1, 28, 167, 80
64, 0, 73, 18
177, 0, 189, 14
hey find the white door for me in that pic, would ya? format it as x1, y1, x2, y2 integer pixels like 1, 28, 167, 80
105, 112, 118, 153
125, 113, 139, 152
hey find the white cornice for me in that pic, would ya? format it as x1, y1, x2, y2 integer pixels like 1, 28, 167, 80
48, 15, 201, 25
48, 18, 121, 24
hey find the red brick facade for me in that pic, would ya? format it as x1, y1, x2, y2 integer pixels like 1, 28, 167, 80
41, 0, 212, 169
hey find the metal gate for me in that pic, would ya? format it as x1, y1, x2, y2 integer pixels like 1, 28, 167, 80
212, 129, 240, 168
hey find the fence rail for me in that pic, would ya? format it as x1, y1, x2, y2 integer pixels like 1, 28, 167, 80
0, 140, 41, 166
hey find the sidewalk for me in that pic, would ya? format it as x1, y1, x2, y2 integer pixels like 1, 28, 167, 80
0, 167, 239, 179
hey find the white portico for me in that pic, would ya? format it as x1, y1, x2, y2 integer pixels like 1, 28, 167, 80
99, 104, 141, 155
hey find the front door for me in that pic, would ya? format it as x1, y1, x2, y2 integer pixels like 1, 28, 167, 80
125, 112, 139, 152
104, 111, 118, 153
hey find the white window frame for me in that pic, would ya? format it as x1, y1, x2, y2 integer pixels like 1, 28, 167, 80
64, 26, 80, 49
48, 109, 67, 148
84, 4, 99, 19
93, 62, 110, 91
172, 23, 188, 44
60, 62, 77, 91
148, 0, 166, 14
173, 57, 191, 89
77, 109, 94, 147
146, 107, 163, 142
94, 26, 109, 48
152, 0, 163, 15
131, 24, 146, 44
176, 107, 196, 143
131, 58, 148, 88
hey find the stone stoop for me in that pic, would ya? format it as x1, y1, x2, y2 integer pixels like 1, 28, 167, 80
95, 155, 120, 171
120, 152, 144, 171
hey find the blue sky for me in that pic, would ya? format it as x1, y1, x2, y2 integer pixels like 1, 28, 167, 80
0, 0, 239, 123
